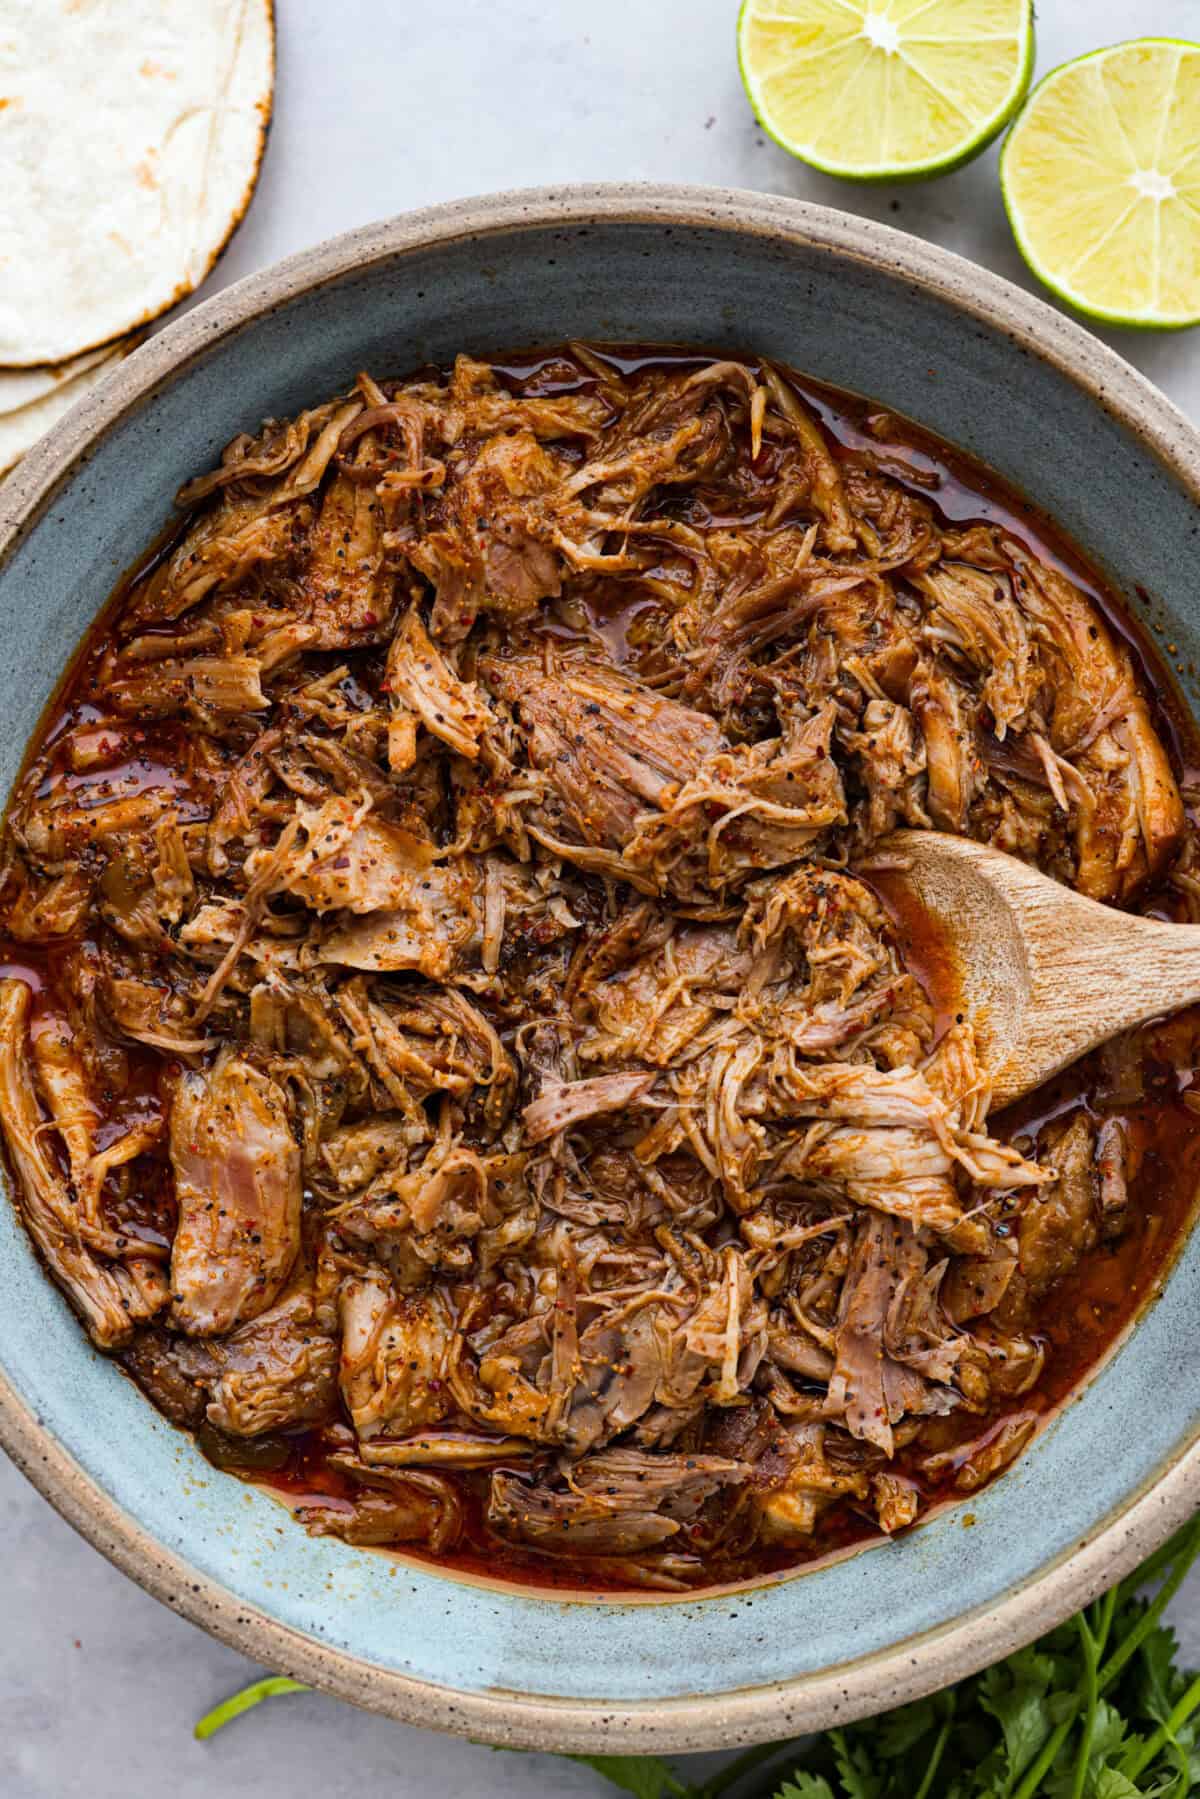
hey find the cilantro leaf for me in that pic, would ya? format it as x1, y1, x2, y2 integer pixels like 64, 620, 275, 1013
1091, 1769, 1144, 1799
773, 1777, 837, 1799
566, 1754, 684, 1798
1089, 1699, 1130, 1762
1136, 1623, 1187, 1724
978, 1663, 1055, 1787
872, 1697, 937, 1756
827, 1728, 885, 1799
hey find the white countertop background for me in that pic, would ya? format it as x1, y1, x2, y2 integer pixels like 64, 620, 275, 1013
6, 0, 1200, 1792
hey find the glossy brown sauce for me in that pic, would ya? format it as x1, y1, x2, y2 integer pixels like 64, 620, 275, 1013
5, 343, 1200, 1598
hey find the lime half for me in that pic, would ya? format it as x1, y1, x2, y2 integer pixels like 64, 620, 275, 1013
737, 0, 1034, 182
1002, 38, 1200, 329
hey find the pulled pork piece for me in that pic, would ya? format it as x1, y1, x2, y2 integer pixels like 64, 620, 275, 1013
825, 1214, 959, 1456
758, 1423, 872, 1542
123, 1263, 338, 1438
942, 1238, 1018, 1324
522, 1071, 655, 1145
622, 702, 847, 898
14, 779, 181, 872
301, 470, 394, 648
1095, 1116, 1131, 1241
559, 1302, 670, 1454
406, 421, 569, 640
334, 977, 514, 1129
311, 820, 480, 977
297, 1454, 463, 1551
489, 1449, 749, 1557
338, 1270, 455, 1439
484, 646, 723, 883
169, 1053, 302, 1336
128, 398, 360, 628
1016, 1111, 1100, 1301
120, 1329, 216, 1427
126, 499, 301, 630
571, 860, 1041, 1236
266, 802, 435, 916
204, 1289, 339, 1436
910, 560, 1035, 741
358, 1428, 534, 1468
0, 980, 166, 1348
488, 648, 846, 900
773, 1056, 1045, 1239
385, 606, 495, 771
1007, 546, 1183, 901
2, 865, 93, 940
921, 1410, 1039, 1493
873, 1470, 920, 1534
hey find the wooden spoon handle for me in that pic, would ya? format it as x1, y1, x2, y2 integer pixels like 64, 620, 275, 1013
996, 900, 1200, 1107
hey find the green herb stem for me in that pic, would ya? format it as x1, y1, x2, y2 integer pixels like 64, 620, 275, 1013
1070, 1613, 1098, 1799
193, 1676, 310, 1741
1010, 1710, 1077, 1799
1089, 1585, 1118, 1665
1098, 1515, 1200, 1697
912, 1696, 954, 1799
1120, 1671, 1200, 1782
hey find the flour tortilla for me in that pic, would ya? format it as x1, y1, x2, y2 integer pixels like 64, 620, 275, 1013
0, 347, 114, 418
0, 0, 274, 367
0, 343, 135, 477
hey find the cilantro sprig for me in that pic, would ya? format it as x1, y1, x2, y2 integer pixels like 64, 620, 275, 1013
193, 1514, 1200, 1796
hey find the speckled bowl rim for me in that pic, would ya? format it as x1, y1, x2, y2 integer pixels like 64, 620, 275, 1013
2, 182, 1200, 1754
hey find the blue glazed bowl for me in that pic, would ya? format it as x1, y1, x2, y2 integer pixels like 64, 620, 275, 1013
1, 185, 1199, 1753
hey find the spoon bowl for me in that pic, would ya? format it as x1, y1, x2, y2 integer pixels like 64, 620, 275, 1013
868, 830, 1200, 1108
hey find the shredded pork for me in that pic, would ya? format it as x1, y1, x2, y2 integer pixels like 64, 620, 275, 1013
0, 346, 1189, 1590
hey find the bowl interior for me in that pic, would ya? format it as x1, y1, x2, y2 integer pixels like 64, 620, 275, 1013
2, 194, 1199, 1744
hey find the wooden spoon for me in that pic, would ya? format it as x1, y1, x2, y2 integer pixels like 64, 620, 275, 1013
863, 829, 1200, 1109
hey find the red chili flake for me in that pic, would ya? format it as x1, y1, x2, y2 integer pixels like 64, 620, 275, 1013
362, 610, 378, 627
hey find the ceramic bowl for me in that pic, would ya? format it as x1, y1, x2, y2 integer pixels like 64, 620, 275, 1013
2, 184, 1199, 1755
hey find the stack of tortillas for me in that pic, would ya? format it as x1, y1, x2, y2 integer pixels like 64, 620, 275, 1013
0, 0, 274, 476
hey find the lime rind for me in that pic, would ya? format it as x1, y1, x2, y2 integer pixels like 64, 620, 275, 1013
1000, 37, 1200, 330
737, 0, 1035, 184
